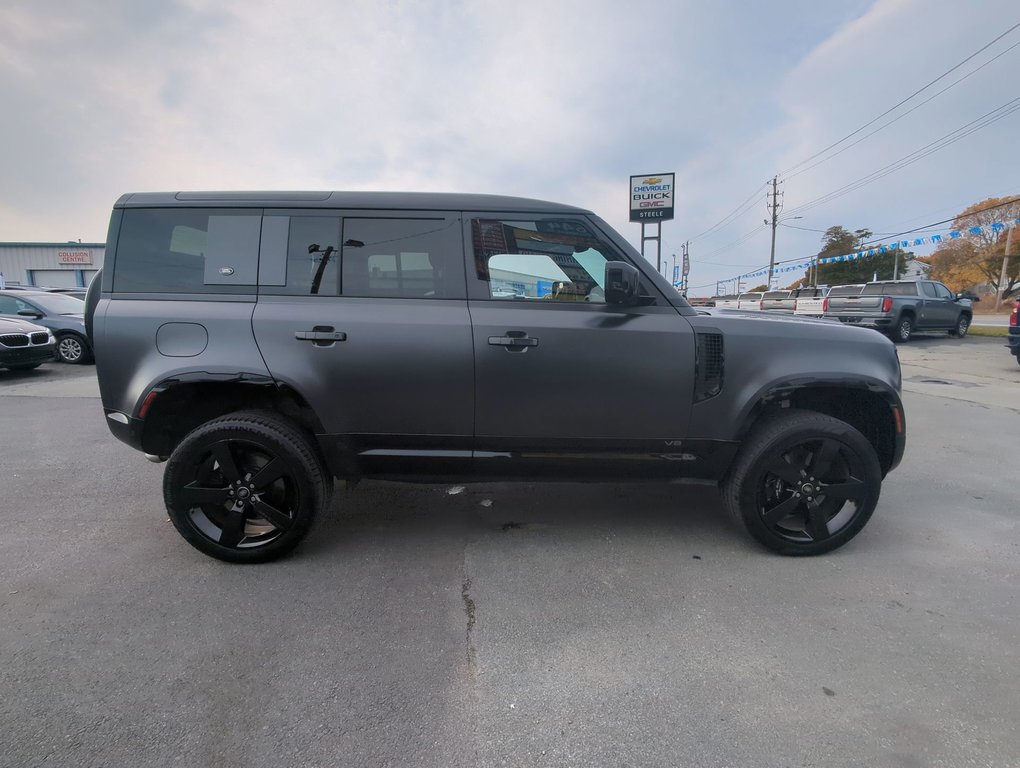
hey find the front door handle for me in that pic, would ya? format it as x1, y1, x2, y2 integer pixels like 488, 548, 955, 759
488, 333, 538, 350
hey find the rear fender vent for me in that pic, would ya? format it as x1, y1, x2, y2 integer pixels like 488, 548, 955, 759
695, 331, 724, 402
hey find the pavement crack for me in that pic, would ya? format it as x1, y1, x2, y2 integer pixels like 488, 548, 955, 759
461, 573, 477, 670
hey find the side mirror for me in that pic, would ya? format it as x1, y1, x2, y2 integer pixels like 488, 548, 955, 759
604, 261, 640, 305
17, 308, 43, 319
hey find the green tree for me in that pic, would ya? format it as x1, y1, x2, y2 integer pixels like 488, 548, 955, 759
806, 226, 913, 286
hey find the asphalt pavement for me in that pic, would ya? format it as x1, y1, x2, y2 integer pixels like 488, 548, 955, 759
1, 342, 1017, 768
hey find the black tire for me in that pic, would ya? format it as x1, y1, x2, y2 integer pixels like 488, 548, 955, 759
6, 363, 42, 370
949, 315, 970, 338
891, 315, 913, 343
55, 332, 93, 364
163, 410, 331, 563
722, 409, 882, 556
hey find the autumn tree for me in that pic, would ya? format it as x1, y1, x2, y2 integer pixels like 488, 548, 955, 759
927, 196, 1020, 300
803, 226, 914, 286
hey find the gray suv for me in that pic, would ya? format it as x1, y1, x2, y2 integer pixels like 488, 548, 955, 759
89, 192, 906, 563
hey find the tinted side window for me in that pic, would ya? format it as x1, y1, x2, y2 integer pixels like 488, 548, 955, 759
278, 216, 342, 296
471, 218, 622, 303
340, 218, 462, 299
934, 283, 954, 300
114, 209, 261, 294
921, 282, 938, 298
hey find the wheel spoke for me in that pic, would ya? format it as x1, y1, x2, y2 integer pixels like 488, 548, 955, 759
211, 441, 241, 483
180, 482, 231, 507
250, 458, 286, 490
810, 440, 841, 479
251, 499, 293, 531
806, 506, 831, 541
763, 456, 804, 485
218, 509, 247, 548
763, 495, 802, 527
820, 478, 866, 503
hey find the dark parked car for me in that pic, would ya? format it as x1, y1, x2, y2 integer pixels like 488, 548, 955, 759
1008, 299, 1019, 366
89, 191, 905, 563
0, 316, 56, 371
0, 290, 93, 363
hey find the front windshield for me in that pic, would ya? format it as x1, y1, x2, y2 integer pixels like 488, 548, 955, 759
22, 292, 86, 314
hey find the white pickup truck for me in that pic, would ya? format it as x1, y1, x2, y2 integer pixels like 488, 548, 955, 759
714, 291, 764, 310
792, 285, 865, 317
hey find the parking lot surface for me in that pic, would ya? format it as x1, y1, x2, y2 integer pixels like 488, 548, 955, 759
1, 338, 1017, 767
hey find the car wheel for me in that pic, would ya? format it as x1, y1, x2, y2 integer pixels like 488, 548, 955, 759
891, 316, 913, 343
56, 333, 93, 364
949, 315, 970, 338
163, 411, 331, 563
722, 409, 882, 556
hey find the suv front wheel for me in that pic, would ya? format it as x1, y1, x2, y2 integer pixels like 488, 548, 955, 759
722, 409, 882, 556
163, 411, 331, 563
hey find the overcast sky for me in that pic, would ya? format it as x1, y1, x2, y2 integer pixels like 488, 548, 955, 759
1, 0, 1017, 294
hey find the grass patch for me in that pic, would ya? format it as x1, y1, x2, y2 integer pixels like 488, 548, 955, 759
968, 325, 1008, 338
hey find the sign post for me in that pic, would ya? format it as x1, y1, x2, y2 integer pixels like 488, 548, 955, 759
630, 173, 675, 272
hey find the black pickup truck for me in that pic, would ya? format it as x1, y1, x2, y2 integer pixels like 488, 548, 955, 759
823, 279, 972, 342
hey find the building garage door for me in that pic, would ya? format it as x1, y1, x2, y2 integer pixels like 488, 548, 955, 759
29, 269, 79, 288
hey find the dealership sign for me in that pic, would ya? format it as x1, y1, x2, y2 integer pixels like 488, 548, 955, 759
58, 250, 92, 265
629, 173, 675, 222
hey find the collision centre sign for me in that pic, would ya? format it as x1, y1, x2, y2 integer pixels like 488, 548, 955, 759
629, 173, 675, 222
58, 250, 92, 265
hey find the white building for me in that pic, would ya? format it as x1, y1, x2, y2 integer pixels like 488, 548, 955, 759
0, 242, 105, 289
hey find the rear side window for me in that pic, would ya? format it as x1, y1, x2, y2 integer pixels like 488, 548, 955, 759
341, 218, 462, 299
114, 209, 261, 294
862, 283, 917, 296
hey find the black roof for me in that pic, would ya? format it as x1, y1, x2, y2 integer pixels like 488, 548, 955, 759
114, 191, 591, 214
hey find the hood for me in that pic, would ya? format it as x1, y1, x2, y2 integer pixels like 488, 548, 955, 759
0, 316, 50, 334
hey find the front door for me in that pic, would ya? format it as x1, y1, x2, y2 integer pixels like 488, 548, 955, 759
464, 214, 696, 478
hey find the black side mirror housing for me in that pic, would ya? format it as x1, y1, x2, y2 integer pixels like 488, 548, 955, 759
17, 308, 43, 319
605, 261, 641, 305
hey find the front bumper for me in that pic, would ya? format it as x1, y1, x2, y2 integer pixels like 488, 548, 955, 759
0, 341, 57, 367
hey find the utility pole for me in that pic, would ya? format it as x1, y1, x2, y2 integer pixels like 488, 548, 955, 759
995, 225, 1015, 310
766, 176, 782, 289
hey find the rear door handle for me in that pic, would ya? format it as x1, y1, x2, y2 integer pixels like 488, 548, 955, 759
295, 327, 347, 345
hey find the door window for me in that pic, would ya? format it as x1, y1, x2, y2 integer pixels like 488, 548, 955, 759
470, 218, 624, 303
934, 283, 954, 300
921, 282, 938, 298
341, 218, 462, 299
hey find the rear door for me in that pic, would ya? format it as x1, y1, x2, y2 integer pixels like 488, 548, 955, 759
919, 281, 957, 328
464, 214, 696, 478
252, 211, 474, 471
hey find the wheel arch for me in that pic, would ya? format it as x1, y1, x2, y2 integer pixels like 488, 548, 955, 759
735, 382, 903, 476
138, 376, 329, 468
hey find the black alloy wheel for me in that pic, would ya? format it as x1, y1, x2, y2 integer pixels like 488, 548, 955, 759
163, 411, 331, 563
56, 333, 92, 364
723, 409, 882, 556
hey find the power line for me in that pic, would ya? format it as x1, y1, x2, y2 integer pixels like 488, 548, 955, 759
784, 37, 1020, 181
688, 182, 769, 243
780, 22, 1020, 177
784, 97, 1020, 217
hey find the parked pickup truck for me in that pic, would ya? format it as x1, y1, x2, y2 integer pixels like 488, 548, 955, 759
789, 287, 828, 317
713, 292, 764, 311
794, 285, 864, 318
760, 290, 794, 312
823, 280, 972, 342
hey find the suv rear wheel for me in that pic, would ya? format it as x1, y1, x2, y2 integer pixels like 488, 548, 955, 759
723, 409, 882, 556
163, 411, 331, 563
